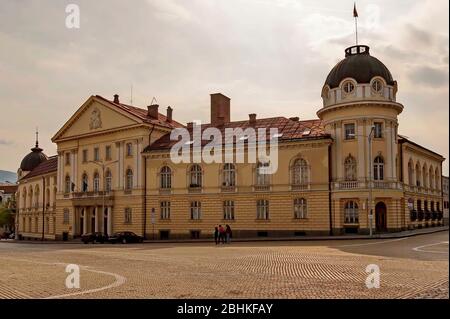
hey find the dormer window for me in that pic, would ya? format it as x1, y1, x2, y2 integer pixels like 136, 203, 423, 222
342, 81, 355, 94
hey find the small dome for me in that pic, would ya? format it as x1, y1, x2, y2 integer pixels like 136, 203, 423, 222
20, 143, 48, 172
324, 45, 395, 89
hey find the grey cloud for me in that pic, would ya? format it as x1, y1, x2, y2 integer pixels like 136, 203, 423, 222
0, 139, 13, 146
409, 66, 449, 87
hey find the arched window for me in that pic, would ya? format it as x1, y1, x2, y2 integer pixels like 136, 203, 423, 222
22, 188, 27, 208
34, 186, 40, 208
373, 156, 384, 181
93, 172, 100, 192
28, 186, 33, 208
408, 161, 414, 186
435, 168, 440, 190
344, 155, 357, 181
342, 80, 355, 94
125, 169, 133, 190
189, 165, 202, 188
344, 201, 359, 224
160, 166, 172, 189
429, 167, 434, 190
105, 169, 112, 192
294, 198, 307, 219
415, 163, 421, 187
292, 158, 309, 186
222, 163, 236, 187
82, 173, 89, 192
422, 165, 428, 188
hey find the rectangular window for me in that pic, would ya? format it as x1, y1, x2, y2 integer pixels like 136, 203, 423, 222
124, 208, 132, 224
82, 150, 88, 163
63, 209, 70, 224
126, 143, 133, 157
160, 201, 171, 220
105, 145, 112, 161
374, 122, 383, 138
223, 200, 235, 220
256, 199, 269, 220
65, 152, 71, 165
94, 147, 100, 161
190, 201, 201, 220
294, 198, 307, 219
344, 123, 356, 140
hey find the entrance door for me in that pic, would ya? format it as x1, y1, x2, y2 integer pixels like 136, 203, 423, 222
375, 202, 387, 232
80, 209, 84, 235
103, 209, 108, 236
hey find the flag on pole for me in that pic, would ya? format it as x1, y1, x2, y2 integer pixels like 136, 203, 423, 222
353, 3, 359, 18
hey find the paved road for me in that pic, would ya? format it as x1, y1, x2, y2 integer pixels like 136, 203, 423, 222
0, 231, 448, 299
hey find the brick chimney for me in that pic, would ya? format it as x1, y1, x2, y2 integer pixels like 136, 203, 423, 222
166, 106, 173, 122
147, 104, 159, 119
289, 117, 299, 122
210, 93, 230, 127
113, 94, 120, 104
249, 113, 257, 125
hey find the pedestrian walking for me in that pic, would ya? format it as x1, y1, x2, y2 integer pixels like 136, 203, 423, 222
214, 226, 219, 245
225, 225, 232, 244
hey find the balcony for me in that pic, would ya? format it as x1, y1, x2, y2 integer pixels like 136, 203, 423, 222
291, 184, 310, 191
159, 188, 172, 195
332, 180, 401, 191
188, 184, 202, 194
72, 191, 112, 199
254, 185, 270, 192
221, 185, 236, 193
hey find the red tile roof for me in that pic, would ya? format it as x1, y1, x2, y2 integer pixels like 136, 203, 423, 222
95, 95, 184, 129
145, 117, 329, 151
0, 185, 18, 194
22, 156, 58, 180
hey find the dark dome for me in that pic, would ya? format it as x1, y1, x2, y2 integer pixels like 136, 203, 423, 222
325, 45, 395, 89
20, 144, 48, 171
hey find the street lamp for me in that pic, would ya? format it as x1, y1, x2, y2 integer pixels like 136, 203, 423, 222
88, 160, 118, 236
348, 126, 376, 237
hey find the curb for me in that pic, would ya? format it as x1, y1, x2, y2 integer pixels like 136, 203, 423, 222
2, 226, 448, 245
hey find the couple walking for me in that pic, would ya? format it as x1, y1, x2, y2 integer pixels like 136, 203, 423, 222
214, 224, 232, 244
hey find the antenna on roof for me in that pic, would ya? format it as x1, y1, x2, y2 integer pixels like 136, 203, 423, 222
150, 97, 158, 105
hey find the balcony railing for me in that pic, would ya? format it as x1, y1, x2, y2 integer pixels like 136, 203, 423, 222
291, 184, 310, 191
188, 185, 202, 193
71, 191, 112, 198
254, 185, 270, 192
333, 180, 401, 190
221, 185, 236, 193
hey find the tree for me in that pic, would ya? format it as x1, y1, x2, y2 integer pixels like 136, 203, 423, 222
0, 206, 14, 230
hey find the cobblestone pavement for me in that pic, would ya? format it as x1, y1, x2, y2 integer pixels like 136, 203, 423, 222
0, 231, 447, 299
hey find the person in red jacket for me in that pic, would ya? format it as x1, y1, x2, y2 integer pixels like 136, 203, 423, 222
218, 225, 226, 244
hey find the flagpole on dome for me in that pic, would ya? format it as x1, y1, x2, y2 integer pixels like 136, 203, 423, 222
353, 2, 359, 45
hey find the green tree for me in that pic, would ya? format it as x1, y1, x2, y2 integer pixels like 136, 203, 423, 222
0, 206, 14, 229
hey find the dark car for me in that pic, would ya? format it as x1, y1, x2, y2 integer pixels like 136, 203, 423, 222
108, 231, 143, 244
81, 232, 108, 244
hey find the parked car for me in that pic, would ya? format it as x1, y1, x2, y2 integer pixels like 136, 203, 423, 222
81, 232, 108, 244
108, 231, 143, 244
0, 232, 11, 240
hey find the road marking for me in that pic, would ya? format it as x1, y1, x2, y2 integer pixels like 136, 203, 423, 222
2, 256, 127, 299
337, 237, 408, 248
412, 242, 449, 254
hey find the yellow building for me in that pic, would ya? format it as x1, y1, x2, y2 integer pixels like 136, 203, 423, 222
16, 44, 445, 240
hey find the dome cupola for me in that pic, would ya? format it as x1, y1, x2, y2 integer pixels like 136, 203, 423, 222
321, 45, 398, 108
20, 133, 48, 172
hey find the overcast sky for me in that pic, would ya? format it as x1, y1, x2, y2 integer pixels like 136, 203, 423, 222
0, 0, 448, 174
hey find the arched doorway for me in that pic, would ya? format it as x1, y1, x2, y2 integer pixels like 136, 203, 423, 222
375, 202, 387, 232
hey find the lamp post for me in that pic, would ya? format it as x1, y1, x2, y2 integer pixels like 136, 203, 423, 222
89, 160, 118, 235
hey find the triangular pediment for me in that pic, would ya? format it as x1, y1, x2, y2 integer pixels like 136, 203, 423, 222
52, 96, 143, 142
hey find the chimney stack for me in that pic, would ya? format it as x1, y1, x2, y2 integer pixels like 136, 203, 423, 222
166, 106, 173, 122
249, 113, 257, 125
187, 122, 194, 130
147, 104, 159, 119
289, 117, 299, 122
113, 94, 120, 104
210, 93, 230, 127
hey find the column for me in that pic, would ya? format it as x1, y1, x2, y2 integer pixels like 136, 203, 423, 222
357, 119, 365, 180
73, 151, 78, 191
107, 207, 113, 236
134, 139, 139, 188
335, 123, 342, 180
83, 208, 88, 235
386, 121, 393, 180
366, 122, 372, 183
392, 123, 398, 181
116, 142, 121, 189
71, 151, 76, 190
94, 207, 99, 232
57, 152, 63, 192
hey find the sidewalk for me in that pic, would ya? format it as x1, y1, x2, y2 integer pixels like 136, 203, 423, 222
2, 226, 448, 245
